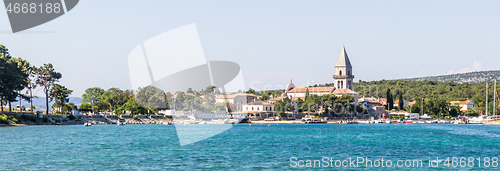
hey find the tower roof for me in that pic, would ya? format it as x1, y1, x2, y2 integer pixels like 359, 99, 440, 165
335, 46, 352, 67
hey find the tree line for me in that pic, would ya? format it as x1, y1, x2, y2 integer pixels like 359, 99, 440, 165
79, 85, 226, 115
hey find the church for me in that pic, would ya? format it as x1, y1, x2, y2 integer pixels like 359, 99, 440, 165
283, 46, 358, 102
333, 46, 354, 90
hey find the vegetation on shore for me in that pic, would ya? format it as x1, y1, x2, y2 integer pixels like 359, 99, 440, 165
1, 44, 74, 115
78, 85, 226, 115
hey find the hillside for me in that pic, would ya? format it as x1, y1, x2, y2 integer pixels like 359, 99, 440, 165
403, 70, 500, 83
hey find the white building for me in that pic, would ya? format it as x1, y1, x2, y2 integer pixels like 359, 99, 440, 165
215, 93, 258, 105
358, 99, 383, 109
242, 101, 275, 112
449, 100, 476, 113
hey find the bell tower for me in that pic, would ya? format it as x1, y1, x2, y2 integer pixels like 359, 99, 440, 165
333, 46, 354, 90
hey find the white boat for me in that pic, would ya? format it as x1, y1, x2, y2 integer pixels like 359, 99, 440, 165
117, 119, 126, 125
385, 120, 392, 123
84, 122, 92, 126
468, 116, 484, 124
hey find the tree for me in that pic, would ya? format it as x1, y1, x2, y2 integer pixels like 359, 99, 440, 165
398, 91, 404, 110
135, 86, 167, 115
36, 63, 62, 115
386, 88, 394, 110
245, 88, 258, 95
13, 58, 31, 112
78, 103, 93, 113
203, 86, 218, 95
81, 87, 105, 105
26, 64, 38, 112
449, 104, 461, 117
121, 97, 146, 114
101, 88, 132, 113
49, 84, 73, 114
0, 45, 29, 112
94, 101, 111, 112
305, 88, 310, 99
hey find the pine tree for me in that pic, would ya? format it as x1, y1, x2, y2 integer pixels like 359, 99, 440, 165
305, 88, 310, 99
399, 91, 404, 110
387, 88, 394, 110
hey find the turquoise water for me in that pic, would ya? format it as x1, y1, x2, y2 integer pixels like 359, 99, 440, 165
1, 124, 500, 170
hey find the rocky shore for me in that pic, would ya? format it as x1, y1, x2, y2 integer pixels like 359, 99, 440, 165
0, 112, 171, 126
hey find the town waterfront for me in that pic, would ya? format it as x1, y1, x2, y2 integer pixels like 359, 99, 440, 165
1, 124, 500, 170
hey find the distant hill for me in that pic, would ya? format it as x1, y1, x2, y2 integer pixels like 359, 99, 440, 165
1, 97, 82, 112
404, 70, 500, 83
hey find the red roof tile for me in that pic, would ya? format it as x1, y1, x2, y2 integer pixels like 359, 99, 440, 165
288, 87, 335, 93
333, 89, 358, 95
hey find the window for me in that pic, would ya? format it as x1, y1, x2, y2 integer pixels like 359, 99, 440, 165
257, 107, 259, 110
252, 107, 254, 110
341, 81, 344, 89
339, 71, 342, 75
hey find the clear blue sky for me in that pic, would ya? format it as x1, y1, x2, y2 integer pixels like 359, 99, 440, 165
1, 0, 499, 97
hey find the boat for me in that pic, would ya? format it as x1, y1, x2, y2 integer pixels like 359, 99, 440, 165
405, 120, 413, 123
466, 82, 489, 125
84, 121, 92, 126
385, 120, 392, 123
117, 118, 126, 125
467, 116, 484, 124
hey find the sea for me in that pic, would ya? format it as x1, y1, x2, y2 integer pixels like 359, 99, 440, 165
1, 124, 500, 170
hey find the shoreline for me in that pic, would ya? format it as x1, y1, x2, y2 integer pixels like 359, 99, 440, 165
4, 120, 500, 126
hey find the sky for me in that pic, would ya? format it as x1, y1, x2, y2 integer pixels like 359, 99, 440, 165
1, 0, 500, 97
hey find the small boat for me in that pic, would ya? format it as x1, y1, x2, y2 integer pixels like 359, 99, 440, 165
84, 121, 92, 126
467, 116, 484, 124
385, 120, 392, 123
117, 119, 126, 125
405, 120, 414, 123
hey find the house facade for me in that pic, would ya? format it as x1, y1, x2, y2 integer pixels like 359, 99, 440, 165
449, 100, 476, 113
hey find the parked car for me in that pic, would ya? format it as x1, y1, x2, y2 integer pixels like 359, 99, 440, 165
264, 117, 276, 121
302, 115, 318, 122
264, 117, 281, 121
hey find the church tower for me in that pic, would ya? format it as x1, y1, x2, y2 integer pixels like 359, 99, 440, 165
333, 46, 354, 90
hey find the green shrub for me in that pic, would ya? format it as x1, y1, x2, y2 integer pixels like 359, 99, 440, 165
20, 115, 37, 122
68, 115, 76, 120
0, 114, 8, 124
8, 116, 18, 123
133, 115, 139, 121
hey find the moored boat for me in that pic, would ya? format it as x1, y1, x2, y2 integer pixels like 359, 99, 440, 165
117, 118, 126, 125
